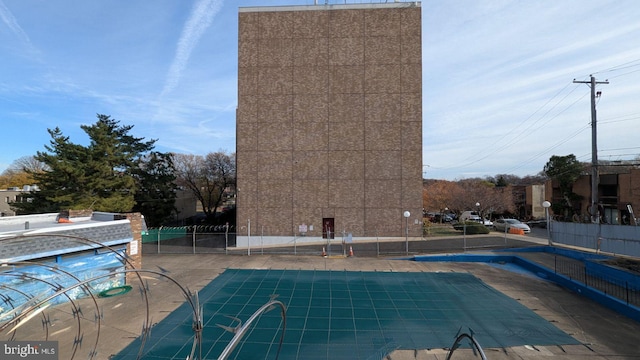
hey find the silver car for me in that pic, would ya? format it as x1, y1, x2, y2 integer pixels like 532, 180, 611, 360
493, 219, 531, 233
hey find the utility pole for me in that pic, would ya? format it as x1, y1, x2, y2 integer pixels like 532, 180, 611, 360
573, 75, 608, 223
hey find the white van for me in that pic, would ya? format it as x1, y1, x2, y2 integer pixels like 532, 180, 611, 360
459, 211, 481, 222
460, 211, 493, 227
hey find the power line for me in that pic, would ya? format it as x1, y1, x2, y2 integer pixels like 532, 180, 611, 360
593, 58, 640, 75
502, 125, 591, 174
445, 83, 585, 170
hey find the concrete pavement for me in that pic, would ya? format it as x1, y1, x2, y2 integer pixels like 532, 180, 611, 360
10, 234, 640, 359
123, 237, 640, 359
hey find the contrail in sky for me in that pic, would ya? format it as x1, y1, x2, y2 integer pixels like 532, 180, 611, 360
0, 0, 32, 44
161, 0, 223, 97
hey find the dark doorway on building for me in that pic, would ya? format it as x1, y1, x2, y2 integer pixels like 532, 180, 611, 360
322, 218, 334, 239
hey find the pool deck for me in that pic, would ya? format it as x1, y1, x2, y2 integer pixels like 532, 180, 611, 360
21, 234, 640, 359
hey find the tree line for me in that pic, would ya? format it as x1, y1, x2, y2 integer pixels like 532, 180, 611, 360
423, 178, 518, 219
423, 154, 599, 221
0, 115, 235, 227
3, 114, 622, 226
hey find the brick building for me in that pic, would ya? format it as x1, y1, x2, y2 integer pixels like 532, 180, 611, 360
236, 2, 423, 241
545, 167, 640, 224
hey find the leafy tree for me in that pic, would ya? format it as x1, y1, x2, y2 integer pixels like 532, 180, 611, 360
1, 156, 47, 189
488, 173, 546, 187
173, 151, 236, 223
132, 152, 178, 227
422, 180, 458, 218
423, 178, 514, 220
11, 115, 165, 216
543, 154, 585, 215
0, 155, 48, 189
456, 178, 512, 217
495, 175, 508, 187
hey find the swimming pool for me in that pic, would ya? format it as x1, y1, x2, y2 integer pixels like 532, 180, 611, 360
113, 268, 578, 359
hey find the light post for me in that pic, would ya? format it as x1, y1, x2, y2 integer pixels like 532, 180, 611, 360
475, 202, 480, 215
542, 201, 552, 246
403, 211, 410, 255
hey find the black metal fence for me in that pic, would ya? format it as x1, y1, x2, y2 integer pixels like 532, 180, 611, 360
554, 256, 640, 307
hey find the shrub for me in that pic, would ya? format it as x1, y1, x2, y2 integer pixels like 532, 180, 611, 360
452, 221, 490, 234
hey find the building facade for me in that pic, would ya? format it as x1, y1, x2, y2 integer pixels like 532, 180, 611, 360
0, 186, 34, 216
236, 2, 423, 240
545, 168, 640, 224
525, 184, 546, 220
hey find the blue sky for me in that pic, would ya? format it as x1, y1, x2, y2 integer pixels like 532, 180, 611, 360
1, 0, 639, 181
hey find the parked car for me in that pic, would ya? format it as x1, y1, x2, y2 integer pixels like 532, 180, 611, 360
493, 219, 531, 233
433, 213, 455, 223
527, 219, 547, 228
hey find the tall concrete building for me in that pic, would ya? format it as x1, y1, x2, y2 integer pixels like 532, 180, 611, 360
236, 2, 422, 242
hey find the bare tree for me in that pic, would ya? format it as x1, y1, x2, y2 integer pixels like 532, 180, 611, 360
424, 178, 514, 219
11, 156, 48, 173
173, 152, 236, 222
423, 180, 455, 212
0, 156, 47, 188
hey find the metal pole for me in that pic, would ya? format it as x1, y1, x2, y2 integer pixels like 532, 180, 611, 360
225, 222, 229, 255
157, 226, 161, 254
342, 229, 346, 257
463, 222, 467, 252
590, 75, 599, 224
403, 211, 410, 255
376, 229, 380, 257
545, 207, 552, 246
247, 218, 251, 256
192, 225, 196, 254
573, 75, 608, 223
405, 216, 409, 255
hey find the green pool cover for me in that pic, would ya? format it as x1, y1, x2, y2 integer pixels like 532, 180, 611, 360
113, 269, 579, 359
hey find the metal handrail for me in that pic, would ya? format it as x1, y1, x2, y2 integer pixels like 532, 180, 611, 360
446, 327, 487, 360
216, 297, 287, 360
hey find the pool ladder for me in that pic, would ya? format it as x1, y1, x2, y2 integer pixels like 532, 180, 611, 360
446, 327, 487, 360
216, 296, 287, 360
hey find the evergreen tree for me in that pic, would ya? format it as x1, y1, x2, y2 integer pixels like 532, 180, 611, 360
80, 115, 155, 212
132, 151, 178, 227
543, 154, 585, 215
13, 127, 89, 213
11, 115, 168, 216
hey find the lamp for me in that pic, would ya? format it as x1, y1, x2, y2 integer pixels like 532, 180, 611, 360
542, 201, 551, 246
403, 211, 410, 255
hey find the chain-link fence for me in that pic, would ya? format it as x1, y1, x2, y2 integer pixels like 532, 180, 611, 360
141, 225, 534, 257
142, 225, 236, 254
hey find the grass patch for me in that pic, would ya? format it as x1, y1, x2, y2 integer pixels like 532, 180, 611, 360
423, 223, 460, 237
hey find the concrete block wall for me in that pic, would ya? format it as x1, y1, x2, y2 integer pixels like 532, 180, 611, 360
237, 3, 423, 238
